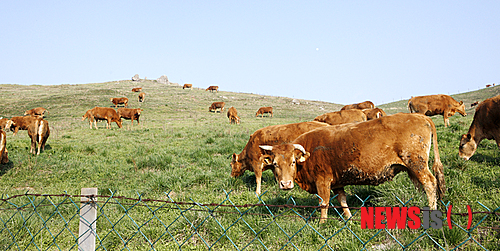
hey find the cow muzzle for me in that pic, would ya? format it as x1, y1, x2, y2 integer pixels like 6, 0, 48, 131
279, 180, 294, 190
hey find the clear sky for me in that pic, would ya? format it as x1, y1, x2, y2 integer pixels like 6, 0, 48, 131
1, 1, 499, 105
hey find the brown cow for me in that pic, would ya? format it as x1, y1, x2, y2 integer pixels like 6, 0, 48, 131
132, 87, 142, 92
27, 118, 50, 155
110, 97, 129, 108
0, 129, 8, 164
231, 121, 329, 195
256, 107, 273, 117
408, 94, 466, 127
340, 101, 375, 111
486, 84, 492, 88
260, 113, 445, 223
5, 116, 40, 136
314, 109, 367, 125
0, 118, 8, 130
87, 107, 123, 129
362, 108, 387, 120
206, 86, 219, 92
138, 92, 146, 102
459, 95, 500, 160
209, 102, 225, 113
82, 109, 98, 129
183, 84, 193, 89
117, 108, 143, 125
24, 107, 49, 118
227, 106, 240, 124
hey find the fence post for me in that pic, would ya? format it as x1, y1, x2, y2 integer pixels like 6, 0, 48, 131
79, 188, 98, 251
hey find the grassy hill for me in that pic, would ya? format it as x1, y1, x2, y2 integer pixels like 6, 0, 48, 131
0, 81, 499, 249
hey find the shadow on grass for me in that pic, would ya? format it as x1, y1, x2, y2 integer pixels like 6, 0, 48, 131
0, 161, 14, 176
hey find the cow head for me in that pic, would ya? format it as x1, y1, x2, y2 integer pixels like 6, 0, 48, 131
457, 101, 467, 116
259, 144, 310, 190
5, 120, 14, 131
459, 133, 477, 160
230, 153, 244, 177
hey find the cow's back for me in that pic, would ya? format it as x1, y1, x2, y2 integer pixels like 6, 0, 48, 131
314, 109, 367, 125
471, 95, 500, 138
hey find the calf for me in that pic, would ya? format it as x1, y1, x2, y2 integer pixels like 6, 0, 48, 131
260, 113, 445, 223
88, 107, 123, 129
110, 97, 129, 108
5, 116, 40, 136
206, 86, 219, 92
255, 107, 273, 117
24, 107, 49, 118
231, 121, 329, 195
227, 106, 240, 124
362, 108, 387, 120
132, 87, 142, 92
459, 95, 500, 160
341, 101, 375, 110
183, 84, 193, 89
209, 102, 225, 113
138, 92, 146, 102
408, 94, 466, 127
314, 109, 366, 125
117, 108, 143, 125
0, 129, 8, 164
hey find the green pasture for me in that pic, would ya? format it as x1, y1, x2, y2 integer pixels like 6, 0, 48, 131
0, 81, 499, 250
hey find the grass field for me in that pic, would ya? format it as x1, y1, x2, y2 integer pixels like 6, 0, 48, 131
0, 81, 499, 250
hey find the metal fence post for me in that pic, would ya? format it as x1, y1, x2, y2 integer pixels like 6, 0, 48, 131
79, 188, 98, 251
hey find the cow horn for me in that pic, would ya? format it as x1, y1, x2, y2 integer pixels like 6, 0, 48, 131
259, 145, 273, 151
293, 144, 306, 154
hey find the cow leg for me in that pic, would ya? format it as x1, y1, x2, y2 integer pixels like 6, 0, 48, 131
30, 135, 37, 155
334, 188, 352, 219
254, 163, 264, 195
407, 164, 438, 210
316, 178, 331, 223
443, 110, 450, 127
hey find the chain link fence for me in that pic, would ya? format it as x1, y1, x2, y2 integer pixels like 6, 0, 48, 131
0, 189, 498, 250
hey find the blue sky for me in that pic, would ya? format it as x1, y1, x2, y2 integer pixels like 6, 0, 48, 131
1, 1, 499, 105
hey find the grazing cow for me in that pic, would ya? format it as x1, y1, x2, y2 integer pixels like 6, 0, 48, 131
5, 116, 41, 136
227, 106, 240, 124
24, 107, 49, 118
340, 101, 375, 111
408, 94, 466, 127
87, 107, 123, 129
459, 95, 500, 160
132, 87, 142, 92
231, 121, 329, 195
117, 108, 143, 125
110, 97, 129, 108
206, 86, 219, 92
138, 92, 146, 102
362, 108, 387, 120
486, 84, 492, 88
260, 113, 445, 223
0, 129, 8, 164
471, 101, 479, 107
314, 109, 367, 125
183, 84, 193, 89
0, 118, 8, 130
209, 102, 225, 113
82, 109, 98, 129
256, 107, 273, 117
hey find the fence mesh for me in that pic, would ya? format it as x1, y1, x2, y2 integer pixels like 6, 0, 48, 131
0, 190, 498, 250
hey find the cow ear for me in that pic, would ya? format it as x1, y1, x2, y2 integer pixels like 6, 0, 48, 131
467, 133, 472, 140
259, 154, 273, 166
232, 153, 238, 161
297, 152, 310, 163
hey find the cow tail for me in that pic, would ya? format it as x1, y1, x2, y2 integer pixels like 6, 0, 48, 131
429, 117, 445, 200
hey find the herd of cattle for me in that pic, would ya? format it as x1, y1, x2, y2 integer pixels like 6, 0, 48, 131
230, 93, 500, 222
1, 86, 500, 223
